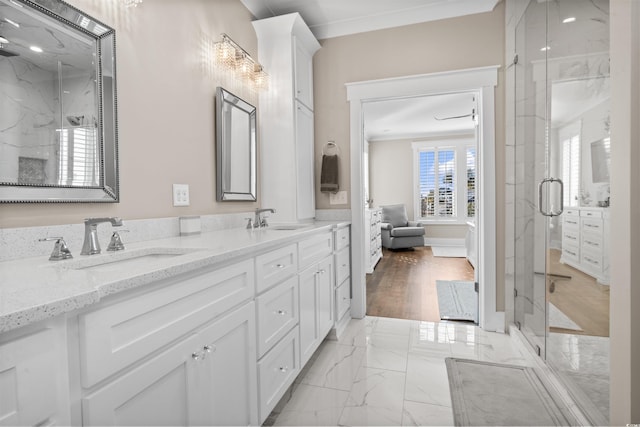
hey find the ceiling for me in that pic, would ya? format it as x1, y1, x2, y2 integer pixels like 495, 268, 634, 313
240, 0, 499, 141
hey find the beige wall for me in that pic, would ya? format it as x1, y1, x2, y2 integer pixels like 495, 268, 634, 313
314, 4, 506, 307
0, 0, 259, 228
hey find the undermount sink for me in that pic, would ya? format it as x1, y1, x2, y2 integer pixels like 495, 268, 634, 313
58, 247, 201, 272
268, 224, 312, 231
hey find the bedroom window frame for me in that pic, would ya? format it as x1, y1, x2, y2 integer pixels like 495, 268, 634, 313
412, 138, 475, 224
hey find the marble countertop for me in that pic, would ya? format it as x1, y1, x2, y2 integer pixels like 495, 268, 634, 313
0, 221, 349, 333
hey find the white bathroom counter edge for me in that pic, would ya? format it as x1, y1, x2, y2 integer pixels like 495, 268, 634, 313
0, 221, 349, 333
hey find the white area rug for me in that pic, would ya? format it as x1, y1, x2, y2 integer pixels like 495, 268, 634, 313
431, 246, 467, 258
436, 280, 477, 322
446, 358, 575, 426
549, 302, 582, 331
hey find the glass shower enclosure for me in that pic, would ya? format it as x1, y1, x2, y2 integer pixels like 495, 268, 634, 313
513, 0, 610, 424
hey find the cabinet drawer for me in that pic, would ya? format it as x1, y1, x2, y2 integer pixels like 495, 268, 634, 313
298, 232, 333, 269
581, 250, 603, 273
562, 230, 579, 245
582, 233, 604, 252
79, 259, 255, 388
336, 246, 351, 285
335, 226, 350, 251
258, 326, 300, 422
256, 276, 299, 358
561, 246, 580, 264
580, 209, 602, 218
336, 279, 351, 321
563, 216, 580, 229
256, 244, 298, 294
581, 218, 603, 233
564, 208, 579, 217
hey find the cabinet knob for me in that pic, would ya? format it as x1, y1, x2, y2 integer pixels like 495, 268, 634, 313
204, 345, 215, 353
319, 269, 326, 274
279, 366, 288, 373
276, 263, 285, 269
192, 352, 202, 360
276, 309, 287, 316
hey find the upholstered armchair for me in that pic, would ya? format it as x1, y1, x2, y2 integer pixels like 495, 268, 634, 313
380, 204, 425, 250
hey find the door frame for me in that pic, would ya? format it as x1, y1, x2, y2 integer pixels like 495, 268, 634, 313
346, 66, 504, 331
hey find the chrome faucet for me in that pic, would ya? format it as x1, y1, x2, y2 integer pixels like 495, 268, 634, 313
81, 217, 123, 255
254, 208, 275, 228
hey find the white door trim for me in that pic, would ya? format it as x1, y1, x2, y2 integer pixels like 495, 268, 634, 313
346, 65, 504, 331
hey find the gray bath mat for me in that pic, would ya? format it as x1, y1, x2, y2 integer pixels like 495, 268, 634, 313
436, 280, 477, 322
446, 358, 574, 426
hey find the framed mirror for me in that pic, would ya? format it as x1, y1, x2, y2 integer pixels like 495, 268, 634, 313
215, 87, 256, 201
0, 0, 118, 203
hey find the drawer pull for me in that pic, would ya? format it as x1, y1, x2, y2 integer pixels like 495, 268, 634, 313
342, 264, 347, 267
565, 249, 577, 257
276, 310, 288, 316
319, 269, 326, 274
192, 351, 203, 361
565, 235, 577, 240
204, 345, 215, 353
279, 366, 289, 373
275, 263, 285, 269
585, 240, 599, 247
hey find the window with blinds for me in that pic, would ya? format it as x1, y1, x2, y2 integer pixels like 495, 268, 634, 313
58, 127, 99, 187
418, 148, 456, 218
562, 134, 580, 207
467, 147, 476, 217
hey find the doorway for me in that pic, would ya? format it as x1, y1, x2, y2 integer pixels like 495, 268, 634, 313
361, 91, 479, 322
346, 66, 503, 331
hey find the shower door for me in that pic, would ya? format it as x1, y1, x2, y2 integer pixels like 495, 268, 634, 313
514, 0, 610, 423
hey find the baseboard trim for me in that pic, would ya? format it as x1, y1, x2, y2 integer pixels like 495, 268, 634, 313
424, 237, 465, 247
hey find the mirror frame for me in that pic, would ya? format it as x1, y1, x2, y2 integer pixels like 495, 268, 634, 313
0, 0, 119, 203
215, 87, 257, 202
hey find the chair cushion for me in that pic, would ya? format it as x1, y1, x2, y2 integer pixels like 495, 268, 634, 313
390, 226, 425, 237
381, 204, 409, 227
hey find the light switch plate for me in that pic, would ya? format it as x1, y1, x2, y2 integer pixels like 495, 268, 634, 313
329, 190, 347, 205
173, 184, 190, 206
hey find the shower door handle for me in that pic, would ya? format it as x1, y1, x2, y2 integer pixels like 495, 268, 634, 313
538, 178, 564, 217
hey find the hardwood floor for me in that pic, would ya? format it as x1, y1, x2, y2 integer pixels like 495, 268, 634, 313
366, 247, 474, 322
548, 249, 610, 337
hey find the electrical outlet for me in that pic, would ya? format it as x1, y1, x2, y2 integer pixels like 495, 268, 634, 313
173, 184, 190, 207
329, 190, 347, 205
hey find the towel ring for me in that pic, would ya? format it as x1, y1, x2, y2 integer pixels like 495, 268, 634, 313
322, 141, 339, 156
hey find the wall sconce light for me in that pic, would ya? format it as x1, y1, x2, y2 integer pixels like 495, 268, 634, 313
214, 33, 269, 90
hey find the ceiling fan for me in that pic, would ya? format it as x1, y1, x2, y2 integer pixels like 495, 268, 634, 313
434, 108, 478, 122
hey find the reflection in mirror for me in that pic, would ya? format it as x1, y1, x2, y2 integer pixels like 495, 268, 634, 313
0, 0, 118, 202
215, 87, 256, 201
591, 137, 610, 183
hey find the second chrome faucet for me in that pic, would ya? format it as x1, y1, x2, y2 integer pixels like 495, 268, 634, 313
81, 217, 123, 255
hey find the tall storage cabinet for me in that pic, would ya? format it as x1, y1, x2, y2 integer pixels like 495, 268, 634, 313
253, 13, 321, 223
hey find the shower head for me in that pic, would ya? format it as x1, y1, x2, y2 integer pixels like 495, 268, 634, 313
66, 115, 83, 126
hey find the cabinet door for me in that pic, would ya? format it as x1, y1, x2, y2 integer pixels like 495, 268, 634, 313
199, 302, 258, 426
298, 264, 319, 366
0, 319, 70, 426
294, 37, 314, 109
82, 334, 203, 426
317, 256, 334, 340
295, 101, 315, 220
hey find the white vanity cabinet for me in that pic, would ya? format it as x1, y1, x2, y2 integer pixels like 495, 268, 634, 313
365, 208, 382, 273
78, 260, 259, 426
0, 318, 70, 426
253, 13, 321, 223
82, 303, 258, 426
561, 207, 609, 284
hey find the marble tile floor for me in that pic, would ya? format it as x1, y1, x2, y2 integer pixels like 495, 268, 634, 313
266, 316, 533, 426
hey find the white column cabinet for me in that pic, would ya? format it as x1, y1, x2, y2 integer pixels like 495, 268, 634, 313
253, 13, 321, 223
